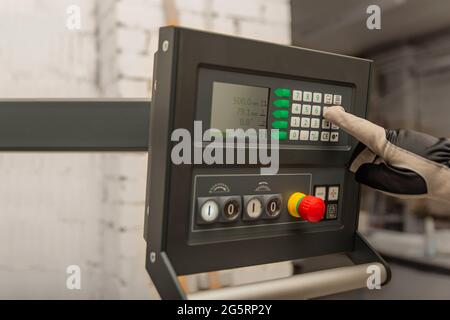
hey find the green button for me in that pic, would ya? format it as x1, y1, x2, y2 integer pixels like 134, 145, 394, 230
272, 121, 288, 129
273, 99, 290, 108
271, 130, 287, 140
274, 88, 291, 98
272, 110, 289, 119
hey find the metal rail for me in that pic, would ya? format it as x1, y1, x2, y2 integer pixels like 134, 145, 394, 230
0, 99, 150, 151
189, 262, 386, 300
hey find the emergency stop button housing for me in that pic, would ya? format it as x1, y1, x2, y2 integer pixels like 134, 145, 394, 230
288, 192, 326, 222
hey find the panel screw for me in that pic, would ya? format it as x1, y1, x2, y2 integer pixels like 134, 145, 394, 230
162, 40, 169, 52
150, 251, 156, 263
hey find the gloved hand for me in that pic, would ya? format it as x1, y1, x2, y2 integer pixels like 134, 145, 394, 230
323, 106, 450, 203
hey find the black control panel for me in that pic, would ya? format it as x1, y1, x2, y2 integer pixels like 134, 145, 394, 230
145, 27, 374, 289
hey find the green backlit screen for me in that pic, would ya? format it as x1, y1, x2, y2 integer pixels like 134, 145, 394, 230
210, 82, 269, 132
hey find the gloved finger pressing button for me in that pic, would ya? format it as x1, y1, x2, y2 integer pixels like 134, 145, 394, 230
323, 106, 450, 203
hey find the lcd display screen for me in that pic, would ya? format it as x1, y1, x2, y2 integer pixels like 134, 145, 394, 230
210, 82, 269, 132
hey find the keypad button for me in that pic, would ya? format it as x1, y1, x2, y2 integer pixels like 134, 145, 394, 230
326, 204, 338, 219
320, 131, 330, 141
322, 119, 331, 129
330, 132, 339, 142
293, 90, 302, 101
272, 121, 288, 129
303, 91, 312, 102
274, 88, 291, 98
300, 117, 310, 128
289, 130, 299, 140
328, 186, 339, 201
291, 103, 301, 114
324, 94, 333, 104
290, 117, 300, 127
312, 105, 321, 116
300, 130, 309, 141
314, 186, 327, 200
323, 106, 329, 113
274, 99, 290, 108
333, 95, 342, 105
311, 118, 320, 129
302, 104, 311, 115
313, 92, 322, 103
331, 123, 339, 130
272, 109, 289, 119
309, 131, 319, 141
271, 130, 287, 140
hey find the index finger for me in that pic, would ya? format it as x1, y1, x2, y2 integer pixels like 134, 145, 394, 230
323, 106, 387, 158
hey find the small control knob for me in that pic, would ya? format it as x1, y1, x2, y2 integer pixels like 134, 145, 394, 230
223, 199, 240, 221
246, 197, 263, 219
200, 200, 219, 222
287, 192, 325, 222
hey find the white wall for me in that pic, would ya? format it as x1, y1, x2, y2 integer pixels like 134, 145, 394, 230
0, 0, 291, 299
98, 0, 291, 98
0, 0, 98, 98
0, 0, 104, 299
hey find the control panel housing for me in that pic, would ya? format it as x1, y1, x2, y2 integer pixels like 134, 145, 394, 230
144, 26, 372, 276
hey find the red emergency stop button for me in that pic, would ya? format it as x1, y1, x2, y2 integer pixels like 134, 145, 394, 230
287, 192, 325, 222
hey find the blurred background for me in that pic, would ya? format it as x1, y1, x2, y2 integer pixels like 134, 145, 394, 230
0, 0, 449, 299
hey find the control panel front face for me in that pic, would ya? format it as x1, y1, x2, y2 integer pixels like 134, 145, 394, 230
189, 67, 354, 245
196, 67, 354, 149
189, 168, 344, 245
148, 27, 371, 275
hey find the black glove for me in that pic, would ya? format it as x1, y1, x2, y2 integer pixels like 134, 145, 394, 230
323, 106, 450, 202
